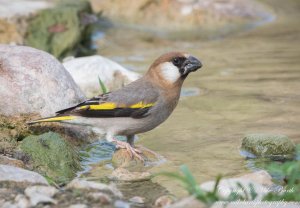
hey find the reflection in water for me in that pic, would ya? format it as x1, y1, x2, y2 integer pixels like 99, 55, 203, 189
81, 0, 300, 199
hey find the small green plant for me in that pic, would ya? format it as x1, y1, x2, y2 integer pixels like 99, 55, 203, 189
98, 76, 108, 94
264, 161, 300, 201
157, 165, 222, 206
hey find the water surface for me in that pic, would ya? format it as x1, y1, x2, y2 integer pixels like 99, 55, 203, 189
83, 0, 300, 199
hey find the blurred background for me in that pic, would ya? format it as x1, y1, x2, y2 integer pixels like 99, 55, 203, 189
1, 0, 300, 205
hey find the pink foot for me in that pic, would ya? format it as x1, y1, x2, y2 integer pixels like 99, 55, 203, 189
112, 139, 143, 161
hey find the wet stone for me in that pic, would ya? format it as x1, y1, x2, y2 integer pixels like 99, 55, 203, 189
25, 185, 58, 206
154, 195, 176, 208
129, 196, 145, 204
112, 145, 163, 172
87, 192, 112, 205
109, 168, 151, 182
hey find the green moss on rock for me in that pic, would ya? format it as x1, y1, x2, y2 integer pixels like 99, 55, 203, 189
20, 132, 81, 183
25, 0, 92, 59
241, 134, 296, 160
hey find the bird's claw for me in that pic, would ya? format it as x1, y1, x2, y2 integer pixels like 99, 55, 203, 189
114, 140, 144, 161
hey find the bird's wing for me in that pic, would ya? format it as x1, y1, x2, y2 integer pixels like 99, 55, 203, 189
56, 79, 159, 119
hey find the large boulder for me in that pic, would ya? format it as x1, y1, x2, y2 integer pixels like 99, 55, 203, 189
0, 45, 85, 117
63, 55, 140, 97
241, 134, 296, 160
20, 132, 81, 183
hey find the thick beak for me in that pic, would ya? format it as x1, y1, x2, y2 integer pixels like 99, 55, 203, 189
183, 56, 202, 75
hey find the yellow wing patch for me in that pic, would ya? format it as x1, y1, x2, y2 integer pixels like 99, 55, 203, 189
79, 102, 155, 110
28, 116, 77, 124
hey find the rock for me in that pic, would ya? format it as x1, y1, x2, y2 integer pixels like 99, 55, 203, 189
114, 200, 130, 208
25, 1, 93, 58
68, 204, 88, 208
0, 155, 25, 168
0, 45, 85, 117
66, 178, 122, 198
0, 115, 32, 157
89, 0, 272, 38
167, 196, 206, 208
112, 145, 163, 171
20, 132, 81, 183
13, 194, 31, 208
0, 165, 48, 185
154, 195, 176, 208
88, 192, 112, 204
63, 55, 140, 97
0, 0, 53, 45
0, 0, 52, 19
200, 177, 270, 201
129, 196, 145, 204
239, 170, 273, 186
25, 185, 58, 206
109, 168, 151, 182
241, 134, 296, 160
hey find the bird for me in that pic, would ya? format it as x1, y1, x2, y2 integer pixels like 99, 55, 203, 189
28, 52, 202, 160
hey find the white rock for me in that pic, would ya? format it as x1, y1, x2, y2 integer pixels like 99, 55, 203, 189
200, 178, 270, 201
129, 196, 145, 204
166, 196, 205, 208
14, 194, 30, 208
0, 45, 85, 117
63, 55, 140, 97
25, 186, 58, 206
0, 165, 48, 185
68, 204, 88, 208
66, 178, 122, 198
239, 170, 273, 186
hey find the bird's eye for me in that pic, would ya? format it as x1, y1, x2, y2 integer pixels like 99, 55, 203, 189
172, 58, 180, 66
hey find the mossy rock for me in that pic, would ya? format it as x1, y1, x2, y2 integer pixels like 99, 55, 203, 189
25, 0, 92, 59
20, 132, 81, 183
241, 134, 296, 160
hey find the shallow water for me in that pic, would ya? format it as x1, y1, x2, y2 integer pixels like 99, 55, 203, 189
81, 0, 300, 200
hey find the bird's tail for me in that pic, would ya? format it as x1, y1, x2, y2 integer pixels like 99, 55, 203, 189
27, 115, 77, 125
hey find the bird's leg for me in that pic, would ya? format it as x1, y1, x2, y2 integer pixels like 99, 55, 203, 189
126, 135, 135, 147
127, 135, 142, 154
111, 137, 143, 161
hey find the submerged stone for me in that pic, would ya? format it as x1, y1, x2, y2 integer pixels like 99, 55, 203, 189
111, 145, 163, 172
241, 134, 296, 160
20, 132, 81, 183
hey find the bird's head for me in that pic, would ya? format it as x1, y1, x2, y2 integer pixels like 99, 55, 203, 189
147, 52, 202, 86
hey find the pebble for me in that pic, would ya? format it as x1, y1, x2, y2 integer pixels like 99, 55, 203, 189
129, 196, 145, 204
88, 192, 112, 204
67, 178, 122, 198
68, 204, 88, 208
0, 155, 25, 168
155, 195, 175, 207
109, 168, 151, 182
114, 200, 130, 208
25, 185, 58, 206
0, 165, 48, 185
